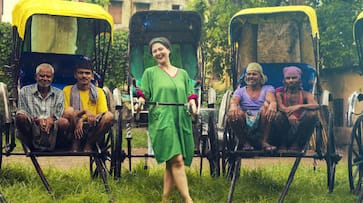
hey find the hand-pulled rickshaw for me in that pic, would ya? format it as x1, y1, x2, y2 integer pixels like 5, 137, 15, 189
112, 10, 219, 176
346, 10, 363, 203
0, 0, 121, 195
217, 6, 341, 202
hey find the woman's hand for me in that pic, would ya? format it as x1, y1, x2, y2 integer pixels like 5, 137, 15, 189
187, 99, 197, 116
134, 97, 145, 111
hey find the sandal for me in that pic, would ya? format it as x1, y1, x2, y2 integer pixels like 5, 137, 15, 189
288, 144, 301, 151
242, 143, 254, 151
262, 143, 277, 152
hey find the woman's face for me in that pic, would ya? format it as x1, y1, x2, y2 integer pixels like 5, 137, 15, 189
151, 42, 170, 64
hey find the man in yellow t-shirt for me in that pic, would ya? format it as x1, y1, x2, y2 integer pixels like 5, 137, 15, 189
63, 57, 113, 152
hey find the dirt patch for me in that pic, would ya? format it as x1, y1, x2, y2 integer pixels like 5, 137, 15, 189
2, 147, 347, 171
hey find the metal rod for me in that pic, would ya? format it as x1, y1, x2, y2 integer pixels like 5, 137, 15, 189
227, 158, 240, 203
146, 101, 186, 106
30, 155, 52, 194
278, 156, 303, 203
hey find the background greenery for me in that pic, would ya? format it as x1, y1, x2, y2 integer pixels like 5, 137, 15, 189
1, 0, 362, 93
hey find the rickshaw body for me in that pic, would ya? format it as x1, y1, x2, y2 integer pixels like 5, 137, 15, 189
0, 0, 120, 194
346, 11, 363, 199
220, 6, 340, 202
115, 10, 219, 176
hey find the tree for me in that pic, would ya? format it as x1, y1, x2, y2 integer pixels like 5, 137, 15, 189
84, 0, 110, 6
0, 23, 13, 88
316, 0, 361, 68
188, 0, 362, 79
188, 0, 275, 78
104, 30, 128, 90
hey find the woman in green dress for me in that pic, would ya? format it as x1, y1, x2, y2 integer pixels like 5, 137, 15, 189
138, 37, 196, 203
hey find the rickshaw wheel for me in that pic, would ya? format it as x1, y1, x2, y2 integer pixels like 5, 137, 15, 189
1, 119, 17, 170
90, 129, 115, 178
0, 117, 3, 169
222, 122, 240, 180
348, 115, 363, 194
326, 111, 337, 192
314, 120, 324, 157
207, 112, 220, 177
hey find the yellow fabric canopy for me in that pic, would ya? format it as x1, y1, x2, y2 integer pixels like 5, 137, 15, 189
354, 11, 363, 41
229, 5, 319, 44
12, 0, 114, 40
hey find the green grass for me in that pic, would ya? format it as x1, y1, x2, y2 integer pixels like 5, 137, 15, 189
2, 128, 356, 202
0, 158, 358, 203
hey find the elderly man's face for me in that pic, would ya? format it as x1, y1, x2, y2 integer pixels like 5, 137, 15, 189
245, 71, 262, 87
35, 67, 53, 88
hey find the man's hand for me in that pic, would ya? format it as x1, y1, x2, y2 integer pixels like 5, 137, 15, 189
85, 110, 96, 127
39, 117, 54, 134
74, 120, 84, 139
266, 103, 277, 122
228, 103, 242, 121
286, 105, 301, 115
288, 114, 299, 127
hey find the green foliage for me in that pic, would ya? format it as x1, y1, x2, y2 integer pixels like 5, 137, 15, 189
189, 0, 239, 77
316, 0, 361, 68
104, 30, 128, 90
188, 0, 363, 77
84, 0, 110, 6
0, 22, 13, 86
188, 0, 289, 78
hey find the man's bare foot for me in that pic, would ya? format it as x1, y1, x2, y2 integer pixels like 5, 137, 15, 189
288, 144, 301, 151
83, 144, 92, 152
262, 142, 277, 152
71, 141, 80, 152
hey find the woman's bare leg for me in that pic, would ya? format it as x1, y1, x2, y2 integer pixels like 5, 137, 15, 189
162, 162, 174, 202
169, 155, 193, 203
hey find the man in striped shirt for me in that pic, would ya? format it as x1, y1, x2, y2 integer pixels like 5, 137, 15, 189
16, 63, 69, 151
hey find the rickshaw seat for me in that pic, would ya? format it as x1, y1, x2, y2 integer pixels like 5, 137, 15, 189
18, 52, 86, 89
239, 63, 316, 92
130, 43, 198, 87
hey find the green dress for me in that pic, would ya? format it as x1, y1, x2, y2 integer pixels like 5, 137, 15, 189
140, 66, 195, 166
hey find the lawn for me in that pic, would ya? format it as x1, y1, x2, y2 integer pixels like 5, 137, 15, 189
0, 153, 358, 203
0, 127, 358, 203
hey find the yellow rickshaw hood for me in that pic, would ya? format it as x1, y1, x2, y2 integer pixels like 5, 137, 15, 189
229, 5, 319, 44
12, 0, 114, 40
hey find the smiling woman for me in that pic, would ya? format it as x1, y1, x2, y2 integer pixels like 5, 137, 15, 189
136, 36, 196, 202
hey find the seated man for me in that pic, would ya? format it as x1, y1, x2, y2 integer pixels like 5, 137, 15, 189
62, 57, 113, 152
274, 66, 319, 150
228, 62, 277, 151
16, 63, 69, 151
